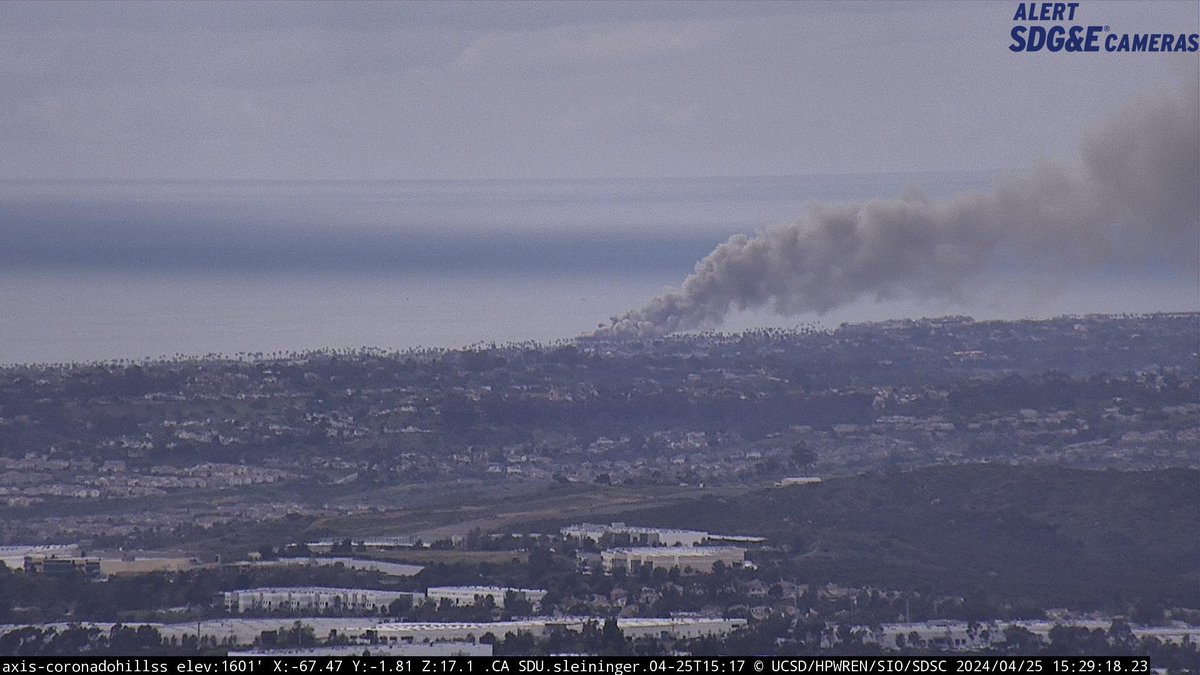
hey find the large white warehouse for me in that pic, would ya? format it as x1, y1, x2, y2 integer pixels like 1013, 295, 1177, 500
425, 586, 547, 609
562, 522, 708, 547
365, 616, 746, 645
600, 546, 746, 574
220, 587, 422, 614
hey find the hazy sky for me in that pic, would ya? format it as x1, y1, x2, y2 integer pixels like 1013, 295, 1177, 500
2, 0, 1197, 181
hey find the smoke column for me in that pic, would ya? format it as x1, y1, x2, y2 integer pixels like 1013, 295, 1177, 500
597, 84, 1199, 338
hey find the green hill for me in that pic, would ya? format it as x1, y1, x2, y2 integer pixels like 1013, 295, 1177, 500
592, 465, 1199, 612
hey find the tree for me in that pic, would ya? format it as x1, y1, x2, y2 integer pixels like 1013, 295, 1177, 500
504, 591, 533, 616
388, 596, 413, 615
601, 618, 626, 655
791, 444, 818, 468
1001, 625, 1041, 654
1106, 620, 1137, 653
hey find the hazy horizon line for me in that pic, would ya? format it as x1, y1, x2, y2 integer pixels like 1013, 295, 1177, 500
0, 169, 1003, 186
3, 310, 1196, 370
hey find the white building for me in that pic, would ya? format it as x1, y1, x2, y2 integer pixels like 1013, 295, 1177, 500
424, 586, 546, 609
230, 642, 492, 656
240, 557, 424, 578
0, 616, 744, 650
12, 618, 1189, 653
777, 476, 822, 486
845, 620, 1200, 651
0, 544, 79, 570
563, 522, 764, 548
561, 522, 708, 547
600, 546, 746, 574
220, 587, 422, 614
616, 617, 748, 640
304, 537, 422, 553
560, 523, 613, 542
706, 534, 767, 545
626, 526, 708, 547
365, 616, 744, 645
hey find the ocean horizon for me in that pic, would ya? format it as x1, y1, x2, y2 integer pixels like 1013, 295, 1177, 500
2, 173, 1195, 365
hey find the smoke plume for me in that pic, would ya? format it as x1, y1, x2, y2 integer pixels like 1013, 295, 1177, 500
597, 84, 1199, 338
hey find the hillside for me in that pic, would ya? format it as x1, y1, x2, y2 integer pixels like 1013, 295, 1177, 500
549, 465, 1200, 613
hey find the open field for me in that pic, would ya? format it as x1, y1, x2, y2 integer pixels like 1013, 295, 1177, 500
303, 481, 747, 541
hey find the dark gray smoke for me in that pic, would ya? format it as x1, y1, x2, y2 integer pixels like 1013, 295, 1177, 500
598, 84, 1199, 338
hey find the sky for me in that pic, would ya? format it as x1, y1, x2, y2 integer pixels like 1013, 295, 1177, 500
1, 0, 1197, 181
0, 0, 1196, 360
